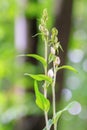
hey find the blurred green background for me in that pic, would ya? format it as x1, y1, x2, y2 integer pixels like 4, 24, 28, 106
0, 0, 87, 130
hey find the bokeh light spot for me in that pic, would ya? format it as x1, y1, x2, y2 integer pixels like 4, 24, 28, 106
68, 49, 84, 63
61, 88, 72, 101
68, 101, 81, 115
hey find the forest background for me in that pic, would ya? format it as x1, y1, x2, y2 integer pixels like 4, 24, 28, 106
0, 0, 87, 130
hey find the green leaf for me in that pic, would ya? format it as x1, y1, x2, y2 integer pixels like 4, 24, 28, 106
53, 101, 76, 124
19, 54, 47, 67
57, 65, 78, 73
43, 119, 53, 130
63, 101, 78, 111
32, 33, 42, 37
48, 53, 55, 63
59, 42, 64, 52
34, 80, 50, 112
25, 73, 52, 83
53, 110, 63, 124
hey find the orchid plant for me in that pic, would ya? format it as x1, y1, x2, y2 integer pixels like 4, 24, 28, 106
20, 9, 77, 130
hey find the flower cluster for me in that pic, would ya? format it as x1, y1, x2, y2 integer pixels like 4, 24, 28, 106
39, 9, 49, 39
49, 28, 61, 67
50, 28, 60, 54
47, 26, 61, 78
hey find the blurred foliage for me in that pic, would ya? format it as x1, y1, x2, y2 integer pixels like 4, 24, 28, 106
0, 0, 19, 20
0, 0, 87, 130
0, 0, 53, 130
58, 0, 87, 130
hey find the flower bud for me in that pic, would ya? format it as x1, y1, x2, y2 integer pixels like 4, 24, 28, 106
52, 27, 58, 36
43, 9, 48, 21
41, 18, 45, 25
48, 69, 54, 78
54, 56, 60, 66
51, 47, 55, 55
55, 42, 59, 49
44, 28, 49, 36
39, 24, 43, 31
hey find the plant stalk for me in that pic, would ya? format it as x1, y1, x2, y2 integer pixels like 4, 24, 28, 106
52, 64, 57, 130
44, 39, 49, 130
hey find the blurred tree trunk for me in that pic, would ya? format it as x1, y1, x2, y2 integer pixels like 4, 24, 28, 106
55, 0, 73, 101
25, 18, 38, 63
15, 0, 73, 130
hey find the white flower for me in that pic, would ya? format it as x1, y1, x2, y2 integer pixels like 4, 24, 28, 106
54, 56, 60, 65
51, 47, 55, 55
48, 69, 54, 78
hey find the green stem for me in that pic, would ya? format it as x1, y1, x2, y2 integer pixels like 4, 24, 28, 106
52, 64, 57, 130
44, 39, 49, 130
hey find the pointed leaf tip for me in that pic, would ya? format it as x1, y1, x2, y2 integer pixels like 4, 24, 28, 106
18, 54, 47, 67
25, 73, 52, 83
58, 65, 78, 73
53, 101, 77, 124
64, 101, 79, 111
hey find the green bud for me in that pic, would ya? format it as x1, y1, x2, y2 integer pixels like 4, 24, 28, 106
54, 56, 60, 66
44, 28, 49, 36
54, 37, 58, 43
51, 47, 55, 54
41, 18, 45, 25
43, 8, 48, 21
52, 27, 58, 36
55, 42, 59, 49
39, 24, 44, 32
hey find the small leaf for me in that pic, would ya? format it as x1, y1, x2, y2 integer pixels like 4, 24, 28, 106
63, 101, 78, 111
48, 53, 55, 63
53, 101, 77, 124
25, 73, 52, 83
43, 119, 53, 130
53, 110, 63, 124
34, 80, 50, 112
19, 54, 47, 67
57, 65, 78, 73
59, 43, 64, 52
32, 33, 42, 37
